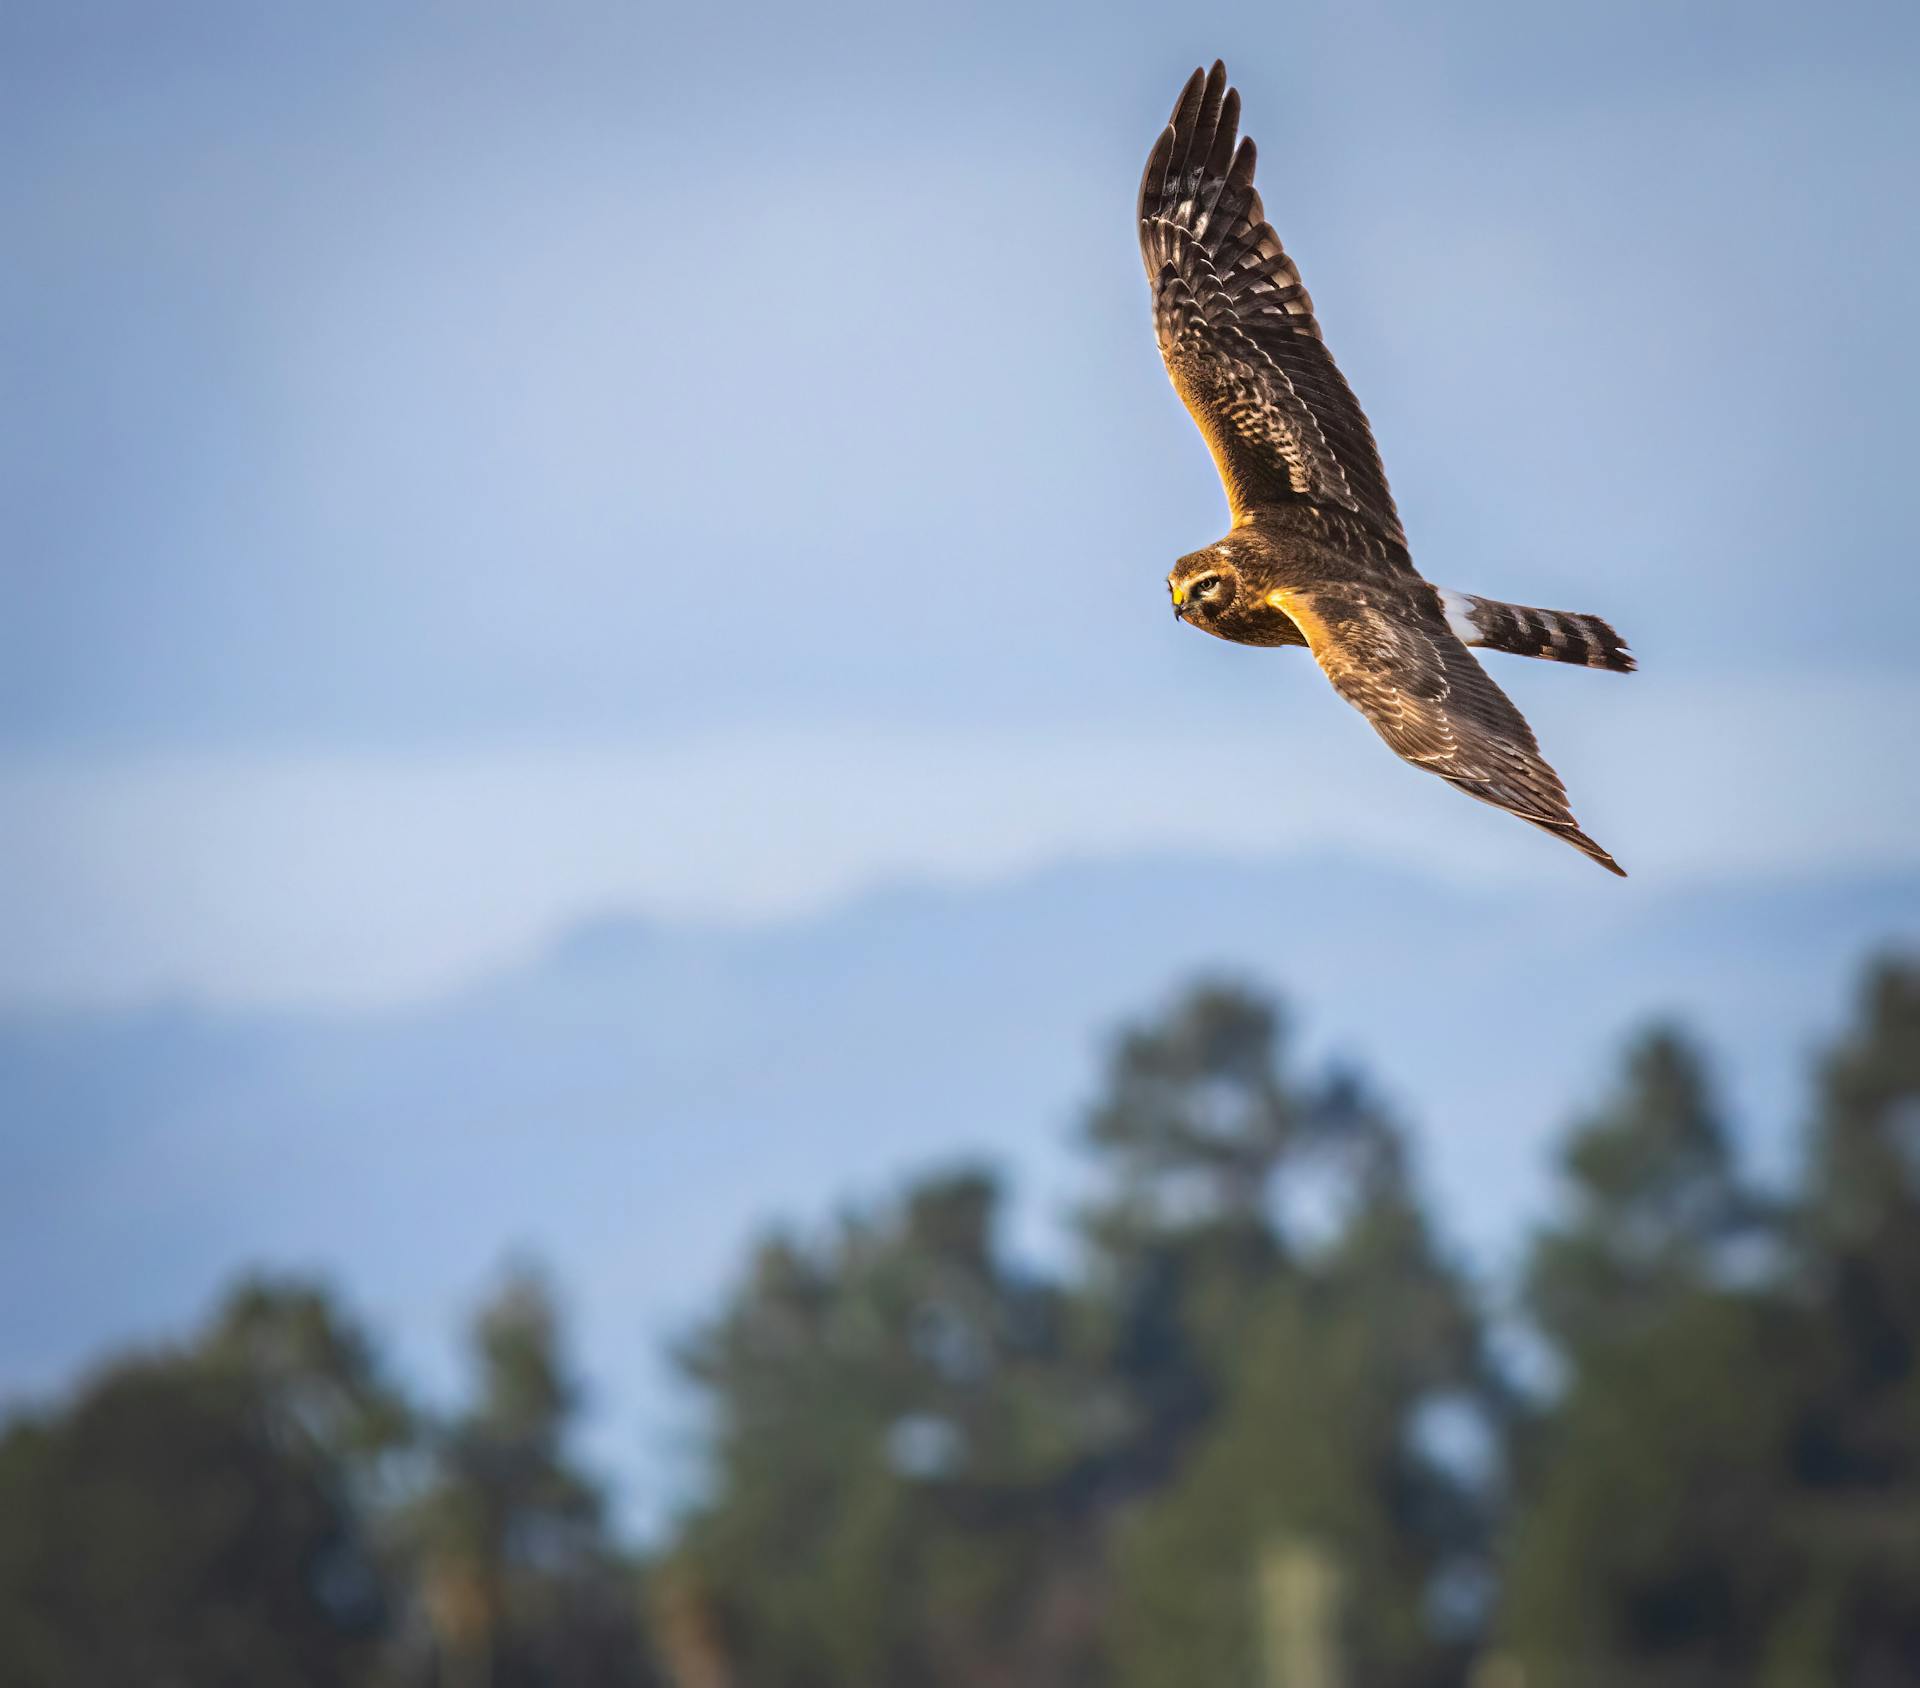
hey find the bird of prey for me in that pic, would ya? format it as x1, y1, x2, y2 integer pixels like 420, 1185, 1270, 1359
1141, 61, 1632, 875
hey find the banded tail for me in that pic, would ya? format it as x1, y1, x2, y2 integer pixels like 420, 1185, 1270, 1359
1437, 589, 1636, 673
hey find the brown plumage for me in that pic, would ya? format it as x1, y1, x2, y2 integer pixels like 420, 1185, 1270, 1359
1142, 62, 1632, 876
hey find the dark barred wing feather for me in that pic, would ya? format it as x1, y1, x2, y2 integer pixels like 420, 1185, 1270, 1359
1282, 588, 1626, 875
1139, 62, 1405, 548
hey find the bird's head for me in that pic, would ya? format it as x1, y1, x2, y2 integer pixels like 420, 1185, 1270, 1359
1168, 548, 1241, 632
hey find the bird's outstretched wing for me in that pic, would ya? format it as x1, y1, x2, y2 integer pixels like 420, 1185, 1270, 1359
1272, 585, 1626, 875
1139, 62, 1405, 550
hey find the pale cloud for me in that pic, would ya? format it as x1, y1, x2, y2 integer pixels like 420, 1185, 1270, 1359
4, 667, 1914, 1010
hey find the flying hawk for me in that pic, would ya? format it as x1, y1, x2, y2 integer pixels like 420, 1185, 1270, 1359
1143, 61, 1632, 875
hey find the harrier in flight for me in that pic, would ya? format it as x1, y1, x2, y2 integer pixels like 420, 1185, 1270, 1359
1142, 62, 1632, 874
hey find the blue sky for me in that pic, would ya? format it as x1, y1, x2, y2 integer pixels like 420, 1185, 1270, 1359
4, 0, 1918, 1006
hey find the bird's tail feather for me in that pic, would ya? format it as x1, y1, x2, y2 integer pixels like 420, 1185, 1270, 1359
1442, 591, 1635, 673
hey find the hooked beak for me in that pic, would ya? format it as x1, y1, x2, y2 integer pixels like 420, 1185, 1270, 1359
1170, 584, 1187, 621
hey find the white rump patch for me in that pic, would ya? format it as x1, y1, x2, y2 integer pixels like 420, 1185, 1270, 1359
1438, 589, 1480, 645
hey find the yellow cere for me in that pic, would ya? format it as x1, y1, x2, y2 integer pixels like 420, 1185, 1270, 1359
1170, 584, 1186, 605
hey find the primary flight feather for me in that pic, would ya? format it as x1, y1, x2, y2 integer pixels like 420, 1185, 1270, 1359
1142, 61, 1632, 875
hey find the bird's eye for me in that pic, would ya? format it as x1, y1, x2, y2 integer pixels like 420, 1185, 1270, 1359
1197, 575, 1221, 595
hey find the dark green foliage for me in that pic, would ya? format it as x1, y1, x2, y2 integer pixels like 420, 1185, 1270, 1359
1523, 1030, 1759, 1357
1099, 994, 1498, 1688
1500, 959, 1920, 1687
1499, 1291, 1805, 1685
1772, 960, 1920, 1685
4, 957, 1917, 1686
0, 1272, 658, 1688
0, 1280, 402, 1688
669, 1168, 1108, 1687
1500, 1027, 1791, 1685
671, 983, 1501, 1687
397, 1265, 658, 1688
